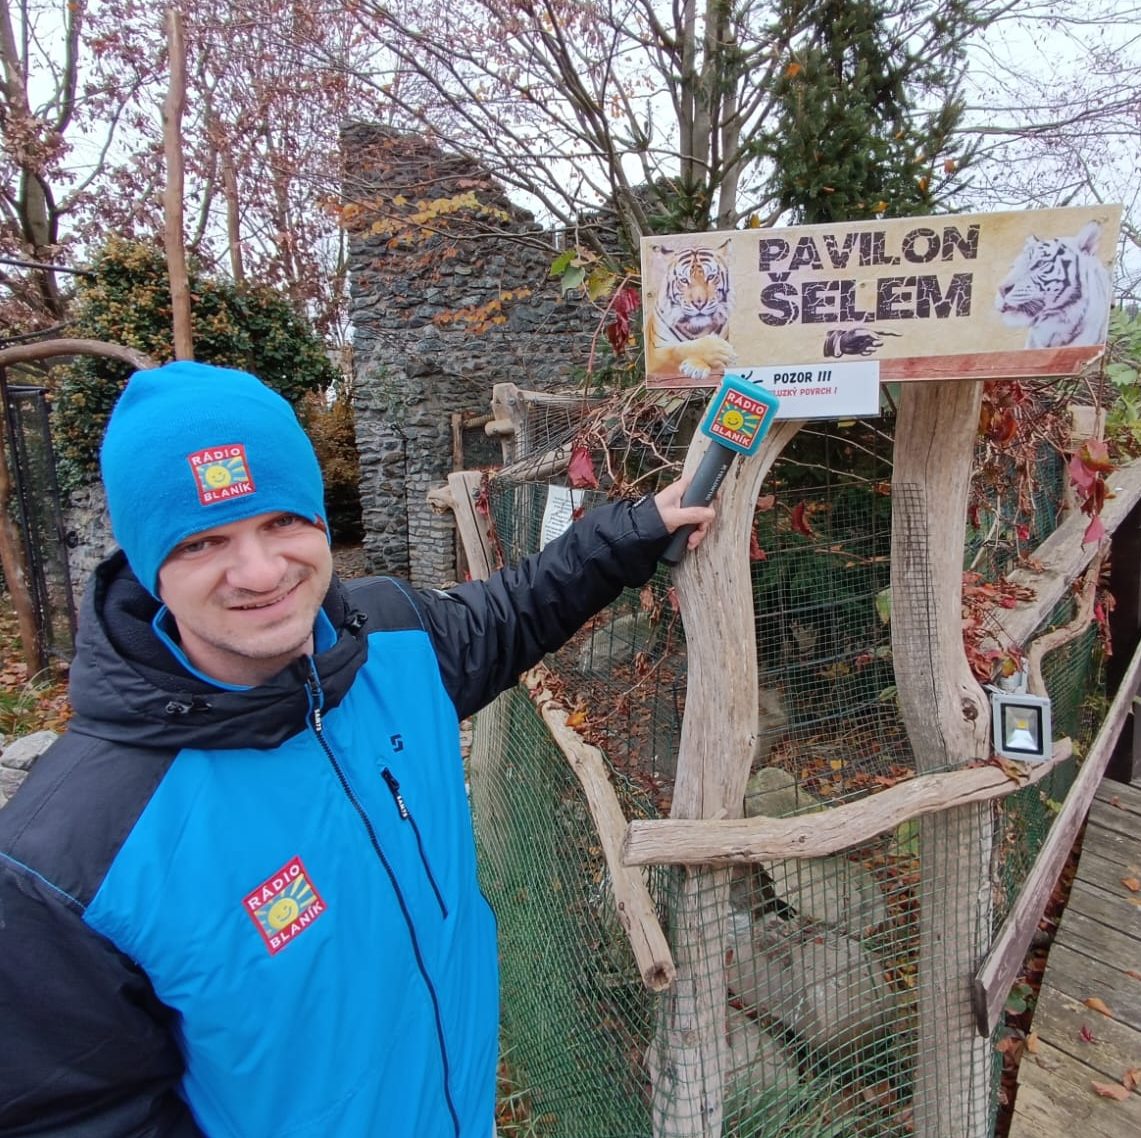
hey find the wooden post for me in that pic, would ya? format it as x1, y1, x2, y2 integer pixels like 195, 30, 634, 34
890, 380, 992, 1138
650, 420, 801, 1138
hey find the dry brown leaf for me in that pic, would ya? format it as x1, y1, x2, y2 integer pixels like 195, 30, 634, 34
1090, 1080, 1130, 1101
1084, 996, 1112, 1016
564, 709, 587, 729
1025, 1031, 1039, 1054
1109, 795, 1122, 808
1123, 877, 1141, 893
1124, 1068, 1140, 1092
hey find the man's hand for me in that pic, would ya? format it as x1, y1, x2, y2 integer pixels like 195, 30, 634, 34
653, 477, 717, 553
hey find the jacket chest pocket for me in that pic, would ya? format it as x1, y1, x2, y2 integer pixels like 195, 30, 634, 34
380, 767, 448, 918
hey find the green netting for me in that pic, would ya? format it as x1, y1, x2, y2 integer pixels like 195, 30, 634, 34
471, 399, 1105, 1138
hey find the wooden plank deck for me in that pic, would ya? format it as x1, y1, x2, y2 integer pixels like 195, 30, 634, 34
1008, 779, 1141, 1137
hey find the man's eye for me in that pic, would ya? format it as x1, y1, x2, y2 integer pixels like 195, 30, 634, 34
176, 539, 210, 556
272, 514, 301, 528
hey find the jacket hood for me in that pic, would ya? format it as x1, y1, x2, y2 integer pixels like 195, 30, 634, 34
66, 552, 370, 751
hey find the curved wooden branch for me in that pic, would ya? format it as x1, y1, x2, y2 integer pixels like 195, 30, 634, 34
1025, 545, 1106, 696
622, 739, 1072, 867
992, 458, 1141, 647
0, 338, 156, 372
522, 665, 676, 992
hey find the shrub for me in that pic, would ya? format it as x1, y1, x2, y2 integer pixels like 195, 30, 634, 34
53, 239, 338, 491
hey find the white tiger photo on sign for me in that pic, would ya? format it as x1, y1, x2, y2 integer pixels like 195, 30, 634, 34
994, 221, 1112, 349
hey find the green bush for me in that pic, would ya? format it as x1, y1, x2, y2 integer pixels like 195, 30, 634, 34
53, 239, 338, 492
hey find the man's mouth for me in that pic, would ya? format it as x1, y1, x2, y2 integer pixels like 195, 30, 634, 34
230, 580, 302, 611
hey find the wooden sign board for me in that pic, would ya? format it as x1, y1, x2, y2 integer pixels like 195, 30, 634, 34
640, 205, 1122, 388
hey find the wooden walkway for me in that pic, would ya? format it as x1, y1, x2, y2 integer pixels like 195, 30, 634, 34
1009, 778, 1141, 1137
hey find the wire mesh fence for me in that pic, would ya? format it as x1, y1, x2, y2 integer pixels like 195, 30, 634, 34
471, 393, 1105, 1138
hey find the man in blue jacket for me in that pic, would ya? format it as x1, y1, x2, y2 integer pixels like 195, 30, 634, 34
0, 361, 713, 1137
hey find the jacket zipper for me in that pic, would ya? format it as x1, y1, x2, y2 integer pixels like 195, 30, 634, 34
305, 662, 461, 1138
381, 768, 448, 918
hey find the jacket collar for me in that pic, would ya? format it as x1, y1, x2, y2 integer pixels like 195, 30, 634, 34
66, 552, 370, 751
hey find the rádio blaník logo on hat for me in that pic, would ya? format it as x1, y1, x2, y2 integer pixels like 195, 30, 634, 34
187, 443, 255, 506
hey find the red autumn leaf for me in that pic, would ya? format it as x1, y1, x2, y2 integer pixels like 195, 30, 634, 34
1090, 1080, 1129, 1101
1079, 1024, 1097, 1043
756, 493, 776, 511
749, 529, 767, 561
1080, 438, 1114, 474
1081, 476, 1107, 517
988, 408, 1019, 444
567, 444, 599, 489
1068, 451, 1097, 495
605, 285, 641, 355
1083, 514, 1106, 545
1016, 523, 1030, 542
790, 501, 814, 537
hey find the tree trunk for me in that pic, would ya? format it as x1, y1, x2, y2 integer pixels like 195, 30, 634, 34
650, 420, 800, 1137
163, 6, 193, 360
890, 380, 992, 1138
0, 396, 44, 673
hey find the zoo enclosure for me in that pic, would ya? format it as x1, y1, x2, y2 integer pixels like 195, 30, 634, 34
440, 380, 1138, 1138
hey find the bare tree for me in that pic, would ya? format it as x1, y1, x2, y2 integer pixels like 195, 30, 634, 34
0, 0, 159, 324
962, 0, 1141, 296
348, 0, 994, 257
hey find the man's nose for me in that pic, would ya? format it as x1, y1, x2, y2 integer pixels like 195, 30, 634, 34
225, 534, 287, 592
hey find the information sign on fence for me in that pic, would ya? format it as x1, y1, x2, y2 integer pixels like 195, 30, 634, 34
641, 205, 1122, 389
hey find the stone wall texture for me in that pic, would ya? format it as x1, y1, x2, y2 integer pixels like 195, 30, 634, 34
57, 127, 598, 602
63, 482, 114, 605
344, 123, 598, 587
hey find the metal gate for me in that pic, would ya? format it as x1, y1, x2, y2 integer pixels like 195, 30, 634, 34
0, 373, 77, 665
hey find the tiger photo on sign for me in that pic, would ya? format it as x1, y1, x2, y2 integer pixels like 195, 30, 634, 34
994, 220, 1112, 349
645, 240, 736, 381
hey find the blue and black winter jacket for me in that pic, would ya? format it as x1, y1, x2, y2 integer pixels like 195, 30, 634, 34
0, 496, 670, 1137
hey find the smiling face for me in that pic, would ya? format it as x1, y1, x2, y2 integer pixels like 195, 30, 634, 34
157, 512, 333, 687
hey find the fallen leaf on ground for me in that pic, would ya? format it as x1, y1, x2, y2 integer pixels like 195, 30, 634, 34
1084, 997, 1112, 1016
1124, 1068, 1140, 1092
1122, 877, 1141, 893
1025, 1031, 1039, 1053
1090, 1081, 1130, 1101
1109, 796, 1122, 808
1079, 1024, 1097, 1043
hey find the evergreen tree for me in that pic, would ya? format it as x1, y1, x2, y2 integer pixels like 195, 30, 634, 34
761, 0, 981, 223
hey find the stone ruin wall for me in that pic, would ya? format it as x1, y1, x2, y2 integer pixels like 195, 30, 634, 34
344, 123, 599, 587
60, 126, 599, 601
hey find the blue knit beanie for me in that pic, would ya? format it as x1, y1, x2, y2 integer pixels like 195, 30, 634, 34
100, 361, 327, 596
